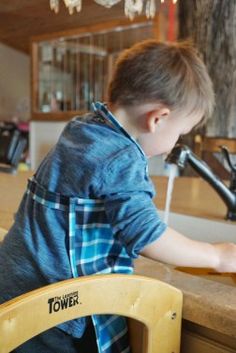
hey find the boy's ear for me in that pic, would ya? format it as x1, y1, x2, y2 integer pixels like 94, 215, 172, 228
146, 107, 170, 133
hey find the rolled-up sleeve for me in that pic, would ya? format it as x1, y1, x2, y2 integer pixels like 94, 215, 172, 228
99, 145, 167, 258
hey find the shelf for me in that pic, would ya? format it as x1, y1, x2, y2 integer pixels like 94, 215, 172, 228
31, 18, 159, 121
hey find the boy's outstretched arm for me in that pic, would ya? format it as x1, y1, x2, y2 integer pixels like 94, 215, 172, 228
141, 227, 236, 273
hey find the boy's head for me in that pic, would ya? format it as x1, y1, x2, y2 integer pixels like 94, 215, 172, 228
107, 40, 214, 156
108, 39, 214, 118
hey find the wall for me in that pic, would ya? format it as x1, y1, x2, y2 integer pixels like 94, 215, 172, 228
0, 43, 30, 121
30, 121, 66, 170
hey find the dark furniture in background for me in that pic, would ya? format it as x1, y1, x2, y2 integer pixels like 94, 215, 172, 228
0, 123, 27, 174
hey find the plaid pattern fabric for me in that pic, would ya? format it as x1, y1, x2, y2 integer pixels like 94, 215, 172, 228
27, 177, 132, 353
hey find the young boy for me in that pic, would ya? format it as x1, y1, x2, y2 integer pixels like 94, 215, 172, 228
0, 40, 236, 353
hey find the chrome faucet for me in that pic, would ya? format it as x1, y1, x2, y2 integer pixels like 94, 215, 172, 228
166, 144, 236, 221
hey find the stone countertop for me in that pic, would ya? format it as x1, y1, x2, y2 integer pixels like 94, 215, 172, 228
135, 257, 236, 339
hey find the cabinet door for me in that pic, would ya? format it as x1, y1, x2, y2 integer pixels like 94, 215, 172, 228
181, 329, 236, 353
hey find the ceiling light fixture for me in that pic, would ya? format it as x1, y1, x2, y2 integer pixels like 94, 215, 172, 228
50, 0, 177, 20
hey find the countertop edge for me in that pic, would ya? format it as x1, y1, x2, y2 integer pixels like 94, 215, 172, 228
134, 257, 236, 339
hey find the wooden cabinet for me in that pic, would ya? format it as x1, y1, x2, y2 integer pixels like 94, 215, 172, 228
31, 17, 160, 121
181, 321, 236, 353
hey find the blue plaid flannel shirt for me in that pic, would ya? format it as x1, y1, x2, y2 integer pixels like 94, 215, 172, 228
24, 102, 156, 353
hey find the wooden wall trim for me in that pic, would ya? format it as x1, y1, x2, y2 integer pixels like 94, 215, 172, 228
30, 16, 152, 43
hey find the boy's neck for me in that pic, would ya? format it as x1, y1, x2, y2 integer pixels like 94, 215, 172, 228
107, 102, 149, 139
108, 105, 139, 139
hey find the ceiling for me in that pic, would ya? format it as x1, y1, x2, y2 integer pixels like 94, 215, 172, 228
0, 1, 174, 54
0, 0, 130, 53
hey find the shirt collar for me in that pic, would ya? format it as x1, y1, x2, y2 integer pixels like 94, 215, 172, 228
91, 101, 146, 158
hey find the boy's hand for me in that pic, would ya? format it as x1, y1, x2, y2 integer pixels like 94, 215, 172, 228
214, 243, 236, 273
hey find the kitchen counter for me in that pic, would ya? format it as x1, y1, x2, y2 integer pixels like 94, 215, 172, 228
0, 171, 235, 349
0, 172, 230, 230
0, 170, 33, 230
135, 257, 236, 342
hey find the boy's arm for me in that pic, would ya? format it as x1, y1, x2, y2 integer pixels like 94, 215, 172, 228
141, 226, 236, 273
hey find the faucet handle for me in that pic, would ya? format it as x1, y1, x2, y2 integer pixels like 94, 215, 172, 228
220, 145, 236, 171
220, 145, 236, 192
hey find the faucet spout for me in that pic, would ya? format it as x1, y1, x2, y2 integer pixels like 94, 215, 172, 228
166, 144, 236, 221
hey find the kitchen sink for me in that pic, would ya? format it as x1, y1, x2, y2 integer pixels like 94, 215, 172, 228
159, 211, 236, 286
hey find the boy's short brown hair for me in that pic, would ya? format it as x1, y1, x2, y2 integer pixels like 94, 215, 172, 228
107, 40, 214, 118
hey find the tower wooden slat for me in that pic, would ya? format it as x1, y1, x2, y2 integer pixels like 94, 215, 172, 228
0, 274, 183, 353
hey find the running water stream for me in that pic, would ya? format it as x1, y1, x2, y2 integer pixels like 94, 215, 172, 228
164, 164, 178, 224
